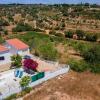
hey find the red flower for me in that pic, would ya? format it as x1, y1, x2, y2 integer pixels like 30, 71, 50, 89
23, 59, 38, 70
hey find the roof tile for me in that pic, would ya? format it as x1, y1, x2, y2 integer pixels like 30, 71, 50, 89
6, 38, 29, 50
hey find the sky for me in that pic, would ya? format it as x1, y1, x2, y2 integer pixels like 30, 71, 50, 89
0, 0, 100, 4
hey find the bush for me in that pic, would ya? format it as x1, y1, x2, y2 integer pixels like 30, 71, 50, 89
0, 19, 9, 26
3, 30, 8, 35
49, 30, 56, 35
12, 22, 33, 32
54, 33, 64, 37
65, 31, 74, 38
4, 94, 17, 100
75, 30, 84, 39
85, 34, 97, 42
23, 87, 32, 93
0, 37, 4, 43
82, 45, 100, 63
68, 59, 88, 72
20, 76, 31, 88
11, 55, 22, 68
90, 64, 100, 73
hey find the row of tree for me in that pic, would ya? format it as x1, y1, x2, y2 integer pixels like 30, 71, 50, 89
65, 30, 98, 42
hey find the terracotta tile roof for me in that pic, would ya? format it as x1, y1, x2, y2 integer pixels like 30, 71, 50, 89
6, 38, 29, 50
0, 45, 9, 53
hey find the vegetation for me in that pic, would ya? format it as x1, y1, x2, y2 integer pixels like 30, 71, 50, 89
85, 34, 97, 42
12, 22, 33, 32
20, 76, 31, 89
0, 19, 9, 26
7, 31, 100, 73
67, 40, 100, 73
33, 38, 58, 61
65, 31, 74, 38
83, 45, 100, 63
4, 87, 32, 100
0, 3, 99, 74
68, 59, 88, 72
11, 55, 22, 68
0, 3, 100, 100
65, 30, 98, 42
0, 36, 4, 43
23, 59, 38, 71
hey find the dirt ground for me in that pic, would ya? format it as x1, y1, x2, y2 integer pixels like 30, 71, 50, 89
23, 71, 100, 100
56, 43, 83, 64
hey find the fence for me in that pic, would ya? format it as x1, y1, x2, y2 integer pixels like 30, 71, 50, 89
29, 65, 69, 87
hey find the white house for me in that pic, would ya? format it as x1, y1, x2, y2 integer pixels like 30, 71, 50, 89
5, 38, 30, 56
0, 38, 30, 72
0, 45, 11, 65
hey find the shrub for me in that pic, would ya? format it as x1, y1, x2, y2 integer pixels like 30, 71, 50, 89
85, 34, 97, 42
82, 45, 100, 63
12, 22, 33, 32
68, 59, 88, 72
75, 30, 84, 39
54, 33, 64, 37
0, 19, 9, 26
4, 93, 17, 100
11, 55, 22, 68
20, 76, 31, 88
23, 87, 32, 93
90, 64, 100, 73
0, 37, 4, 43
23, 59, 38, 71
3, 29, 8, 35
49, 30, 56, 35
65, 31, 74, 38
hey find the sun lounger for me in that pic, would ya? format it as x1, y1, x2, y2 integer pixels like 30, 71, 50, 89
19, 71, 23, 78
14, 70, 19, 77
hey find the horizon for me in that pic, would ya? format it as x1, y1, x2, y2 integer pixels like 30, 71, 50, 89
0, 0, 100, 4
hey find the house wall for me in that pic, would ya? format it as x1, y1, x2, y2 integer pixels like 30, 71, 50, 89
5, 42, 30, 56
18, 48, 30, 56
0, 51, 12, 65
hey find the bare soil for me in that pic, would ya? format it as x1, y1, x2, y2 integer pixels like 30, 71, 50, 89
23, 71, 100, 100
56, 43, 83, 64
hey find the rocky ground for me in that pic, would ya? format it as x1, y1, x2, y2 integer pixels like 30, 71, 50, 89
23, 71, 100, 100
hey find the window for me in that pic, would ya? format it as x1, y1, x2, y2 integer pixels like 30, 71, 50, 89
0, 56, 5, 61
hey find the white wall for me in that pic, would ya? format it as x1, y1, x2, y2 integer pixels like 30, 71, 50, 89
0, 52, 12, 65
18, 48, 30, 56
5, 43, 30, 56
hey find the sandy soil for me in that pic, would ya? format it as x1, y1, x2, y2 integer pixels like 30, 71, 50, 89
23, 71, 100, 100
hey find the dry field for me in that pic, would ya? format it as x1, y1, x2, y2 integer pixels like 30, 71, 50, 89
23, 71, 100, 100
